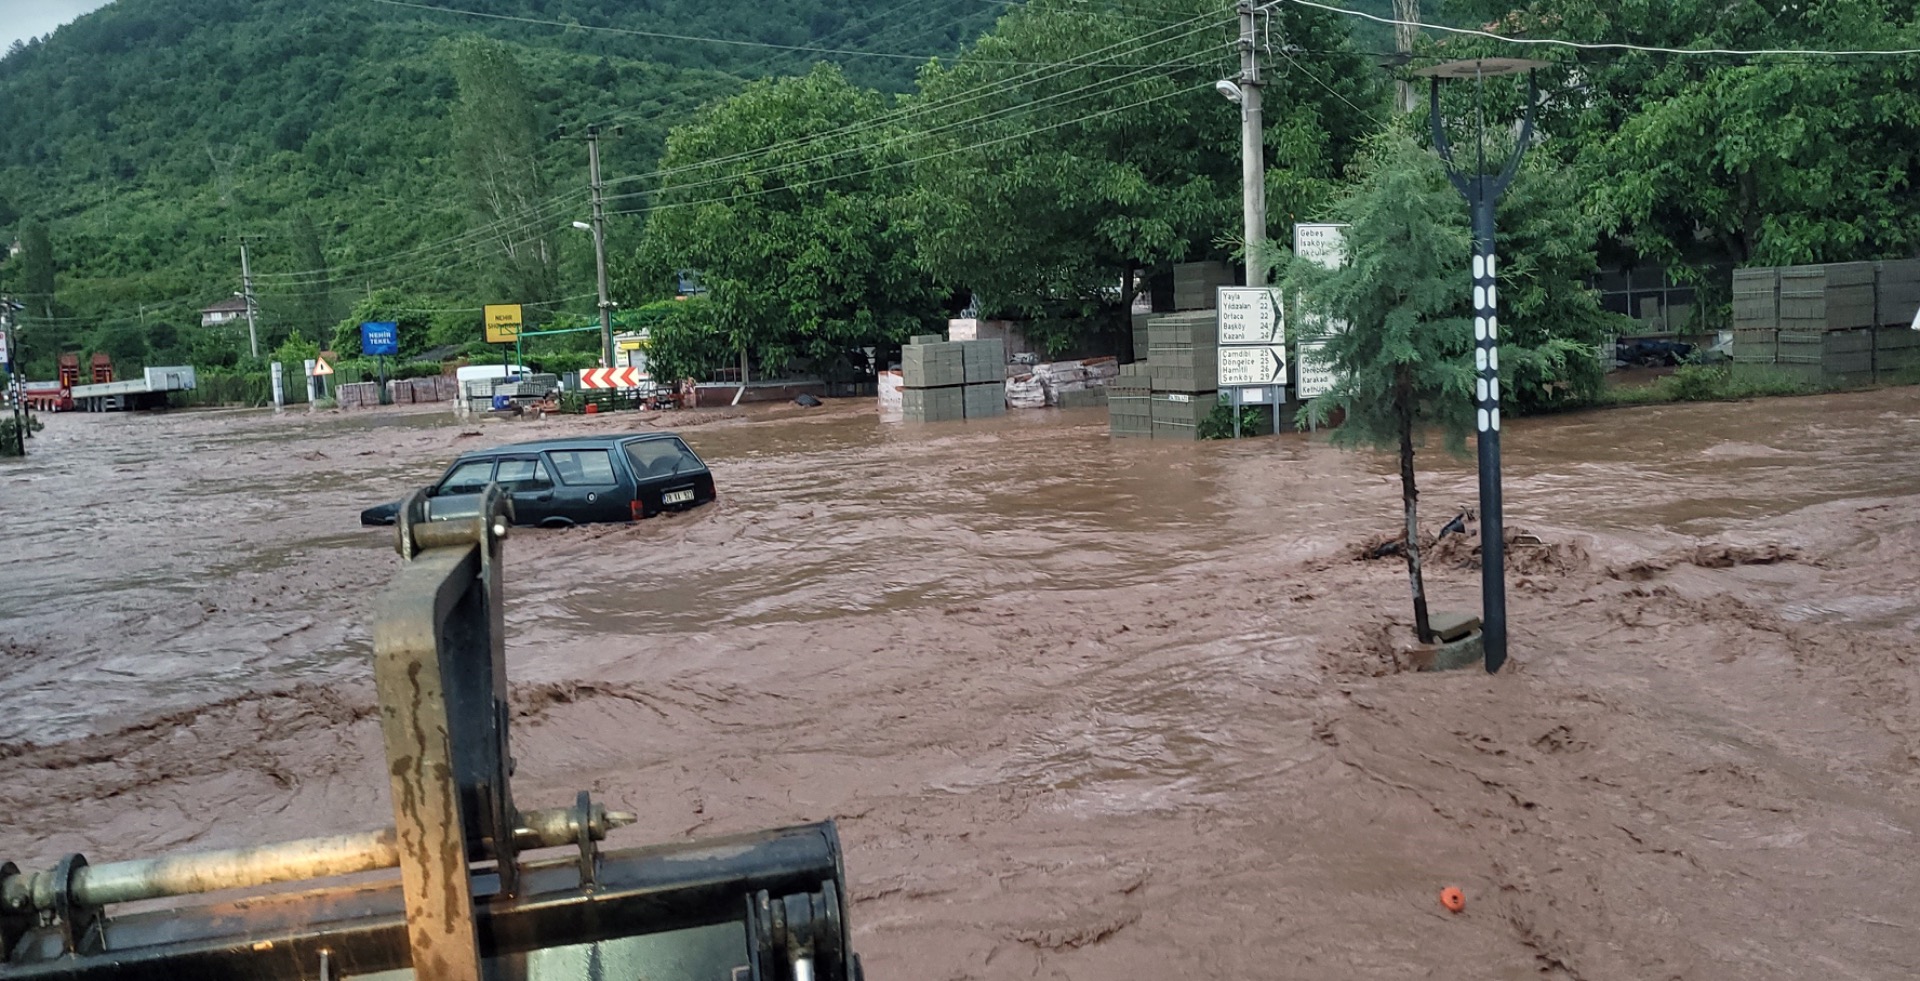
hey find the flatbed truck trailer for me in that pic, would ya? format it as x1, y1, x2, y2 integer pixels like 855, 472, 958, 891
67, 365, 197, 411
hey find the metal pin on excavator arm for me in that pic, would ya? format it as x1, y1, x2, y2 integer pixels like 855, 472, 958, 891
1, 484, 862, 981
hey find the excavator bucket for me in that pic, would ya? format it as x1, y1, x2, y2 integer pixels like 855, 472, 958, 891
1, 485, 862, 981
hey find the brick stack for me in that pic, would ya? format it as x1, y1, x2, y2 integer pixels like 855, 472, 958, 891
1734, 260, 1920, 386
1732, 266, 1779, 365
962, 338, 1006, 419
902, 339, 965, 422
1145, 311, 1218, 441
1108, 362, 1153, 438
1172, 261, 1235, 311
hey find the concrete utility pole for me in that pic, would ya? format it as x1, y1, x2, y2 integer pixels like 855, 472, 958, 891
1394, 0, 1421, 113
2, 297, 25, 456
586, 124, 615, 369
1236, 0, 1267, 287
239, 239, 260, 358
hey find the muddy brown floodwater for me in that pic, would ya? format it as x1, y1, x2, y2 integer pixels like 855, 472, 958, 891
3, 389, 1919, 978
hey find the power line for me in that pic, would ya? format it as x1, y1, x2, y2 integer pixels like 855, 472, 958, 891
1279, 0, 1920, 58
601, 27, 1231, 209
368, 0, 1049, 64
257, 9, 1235, 289
605, 78, 1217, 223
604, 10, 1233, 194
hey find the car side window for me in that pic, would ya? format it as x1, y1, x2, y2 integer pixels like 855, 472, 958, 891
494, 457, 552, 491
438, 460, 495, 495
546, 449, 617, 486
622, 438, 701, 479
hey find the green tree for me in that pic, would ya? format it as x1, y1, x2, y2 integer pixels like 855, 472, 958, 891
637, 64, 944, 376
450, 35, 558, 306
908, 0, 1382, 352
1280, 135, 1476, 644
1489, 155, 1626, 410
330, 290, 432, 358
633, 297, 730, 383
17, 221, 55, 320
1446, 0, 1920, 267
284, 210, 336, 337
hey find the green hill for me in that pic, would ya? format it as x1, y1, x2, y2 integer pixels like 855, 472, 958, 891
0, 0, 1455, 377
0, 0, 1002, 375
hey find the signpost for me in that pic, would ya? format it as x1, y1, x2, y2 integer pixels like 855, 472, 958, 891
484, 305, 523, 345
360, 322, 399, 356
1217, 286, 1285, 436
1292, 224, 1351, 423
1295, 340, 1335, 400
361, 321, 400, 405
1217, 344, 1286, 386
1293, 222, 1350, 270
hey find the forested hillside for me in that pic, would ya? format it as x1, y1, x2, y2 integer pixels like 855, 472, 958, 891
0, 0, 1004, 374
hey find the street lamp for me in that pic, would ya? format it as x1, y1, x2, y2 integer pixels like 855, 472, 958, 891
1411, 57, 1546, 675
572, 220, 614, 368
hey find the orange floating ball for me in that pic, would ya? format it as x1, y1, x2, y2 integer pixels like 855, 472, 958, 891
1439, 887, 1466, 913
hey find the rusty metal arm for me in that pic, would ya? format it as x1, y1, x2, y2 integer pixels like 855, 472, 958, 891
0, 806, 633, 916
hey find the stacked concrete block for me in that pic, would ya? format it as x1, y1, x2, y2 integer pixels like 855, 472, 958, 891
963, 382, 1006, 419
1732, 267, 1779, 330
1875, 325, 1920, 376
1172, 261, 1235, 311
902, 385, 964, 423
1875, 259, 1920, 326
1732, 329, 1777, 364
1149, 391, 1213, 441
1108, 363, 1153, 438
1146, 312, 1220, 396
962, 338, 1006, 384
902, 340, 966, 422
1779, 262, 1875, 331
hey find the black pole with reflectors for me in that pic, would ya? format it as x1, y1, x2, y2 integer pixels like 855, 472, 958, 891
1418, 58, 1543, 674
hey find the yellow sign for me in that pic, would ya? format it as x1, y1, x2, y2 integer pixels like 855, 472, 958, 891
484, 303, 523, 344
312, 356, 334, 377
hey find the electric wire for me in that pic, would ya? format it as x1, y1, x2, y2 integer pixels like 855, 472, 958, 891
1280, 0, 1920, 58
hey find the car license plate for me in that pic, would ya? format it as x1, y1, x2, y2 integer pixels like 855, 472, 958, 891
664, 489, 695, 505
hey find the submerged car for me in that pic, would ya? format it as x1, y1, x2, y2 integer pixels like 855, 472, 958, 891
361, 432, 716, 527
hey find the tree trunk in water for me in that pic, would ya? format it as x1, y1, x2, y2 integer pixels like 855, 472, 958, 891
1398, 373, 1434, 643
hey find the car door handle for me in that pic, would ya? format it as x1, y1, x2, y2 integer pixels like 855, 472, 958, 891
532, 493, 553, 502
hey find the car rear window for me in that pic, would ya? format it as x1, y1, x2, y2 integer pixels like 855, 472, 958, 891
438, 460, 495, 494
623, 438, 703, 479
546, 449, 618, 485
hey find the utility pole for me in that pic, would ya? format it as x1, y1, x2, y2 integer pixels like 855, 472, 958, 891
239, 239, 261, 359
1236, 1, 1266, 287
586, 124, 615, 369
2, 297, 25, 456
1394, 0, 1421, 113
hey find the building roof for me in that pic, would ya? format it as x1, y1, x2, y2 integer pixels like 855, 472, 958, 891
202, 295, 251, 314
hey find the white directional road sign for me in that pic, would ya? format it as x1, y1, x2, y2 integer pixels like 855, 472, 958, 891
1218, 344, 1287, 387
1296, 340, 1336, 399
1217, 287, 1283, 345
1294, 223, 1350, 270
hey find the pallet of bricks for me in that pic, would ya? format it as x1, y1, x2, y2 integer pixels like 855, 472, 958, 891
1108, 362, 1153, 438
1144, 311, 1218, 440
1734, 260, 1920, 385
1875, 259, 1920, 379
337, 381, 381, 409
901, 334, 1004, 422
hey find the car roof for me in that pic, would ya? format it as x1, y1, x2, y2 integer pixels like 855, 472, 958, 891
451, 432, 689, 460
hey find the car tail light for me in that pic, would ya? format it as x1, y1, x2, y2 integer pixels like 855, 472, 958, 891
631, 499, 646, 520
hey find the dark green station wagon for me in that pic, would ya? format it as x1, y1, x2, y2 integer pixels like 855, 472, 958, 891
360, 433, 716, 527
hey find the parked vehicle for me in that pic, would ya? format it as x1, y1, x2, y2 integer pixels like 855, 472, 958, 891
360, 433, 716, 527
